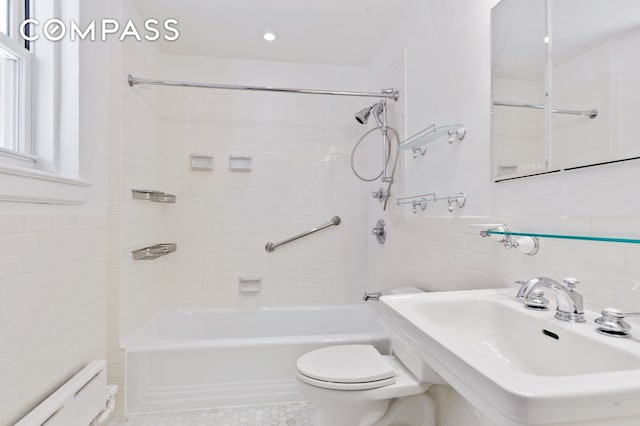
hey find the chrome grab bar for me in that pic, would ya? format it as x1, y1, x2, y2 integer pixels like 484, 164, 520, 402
265, 216, 341, 253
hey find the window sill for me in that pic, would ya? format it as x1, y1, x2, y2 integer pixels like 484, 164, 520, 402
0, 147, 38, 167
0, 164, 91, 205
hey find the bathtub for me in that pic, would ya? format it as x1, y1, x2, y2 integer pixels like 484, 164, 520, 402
125, 304, 390, 414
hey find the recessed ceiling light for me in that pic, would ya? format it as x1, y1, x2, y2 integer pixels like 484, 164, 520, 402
263, 32, 278, 42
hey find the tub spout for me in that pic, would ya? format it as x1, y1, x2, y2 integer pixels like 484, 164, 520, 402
363, 292, 383, 302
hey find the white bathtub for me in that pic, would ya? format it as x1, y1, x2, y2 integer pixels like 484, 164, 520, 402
125, 304, 390, 414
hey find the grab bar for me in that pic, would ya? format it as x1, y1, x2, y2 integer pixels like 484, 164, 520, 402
265, 216, 342, 253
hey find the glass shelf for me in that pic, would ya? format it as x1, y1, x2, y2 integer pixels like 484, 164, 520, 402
399, 124, 466, 151
486, 231, 640, 245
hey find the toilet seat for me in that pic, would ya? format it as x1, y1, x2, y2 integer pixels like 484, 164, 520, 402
296, 345, 397, 391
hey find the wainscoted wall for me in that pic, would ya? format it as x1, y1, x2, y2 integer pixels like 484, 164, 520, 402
0, 214, 107, 425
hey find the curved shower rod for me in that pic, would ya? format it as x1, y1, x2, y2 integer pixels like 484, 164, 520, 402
128, 75, 399, 101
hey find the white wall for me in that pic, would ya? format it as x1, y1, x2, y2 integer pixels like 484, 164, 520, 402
492, 78, 546, 175
0, 214, 107, 425
552, 28, 640, 169
368, 0, 640, 291
366, 0, 640, 424
0, 1, 111, 424
103, 0, 163, 417
115, 52, 375, 345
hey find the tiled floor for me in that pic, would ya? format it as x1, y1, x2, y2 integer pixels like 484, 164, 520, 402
110, 402, 315, 426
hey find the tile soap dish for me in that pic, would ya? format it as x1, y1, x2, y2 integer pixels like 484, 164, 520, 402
191, 154, 214, 171
239, 274, 262, 293
229, 155, 252, 171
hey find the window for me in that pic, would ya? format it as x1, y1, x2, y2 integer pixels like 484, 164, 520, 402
0, 0, 93, 206
0, 0, 32, 165
0, 47, 18, 150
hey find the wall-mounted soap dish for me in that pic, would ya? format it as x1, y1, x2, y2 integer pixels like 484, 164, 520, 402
239, 274, 262, 293
229, 155, 252, 171
191, 154, 214, 171
132, 243, 177, 260
132, 189, 176, 203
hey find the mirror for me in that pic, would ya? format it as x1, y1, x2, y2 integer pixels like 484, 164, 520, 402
491, 0, 547, 179
491, 0, 640, 180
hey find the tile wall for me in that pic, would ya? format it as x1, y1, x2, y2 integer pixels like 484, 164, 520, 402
0, 213, 107, 425
112, 52, 378, 347
368, 214, 640, 312
147, 84, 371, 311
365, 0, 640, 424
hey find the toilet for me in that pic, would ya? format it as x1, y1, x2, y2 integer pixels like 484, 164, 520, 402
295, 287, 436, 426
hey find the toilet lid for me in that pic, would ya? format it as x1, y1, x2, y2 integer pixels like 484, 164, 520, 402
296, 345, 396, 384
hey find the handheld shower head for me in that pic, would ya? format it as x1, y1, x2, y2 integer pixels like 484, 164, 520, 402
355, 101, 385, 125
355, 107, 372, 124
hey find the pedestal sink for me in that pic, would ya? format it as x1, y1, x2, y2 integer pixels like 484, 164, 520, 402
379, 288, 640, 426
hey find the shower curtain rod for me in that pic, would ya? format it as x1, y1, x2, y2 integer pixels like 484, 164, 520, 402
493, 100, 598, 119
128, 75, 399, 101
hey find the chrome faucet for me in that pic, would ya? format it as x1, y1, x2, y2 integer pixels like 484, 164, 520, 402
363, 292, 382, 302
516, 277, 585, 323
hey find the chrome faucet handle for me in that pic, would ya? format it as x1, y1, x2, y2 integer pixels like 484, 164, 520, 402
371, 188, 387, 202
515, 280, 549, 310
595, 308, 640, 338
524, 288, 549, 311
563, 277, 579, 289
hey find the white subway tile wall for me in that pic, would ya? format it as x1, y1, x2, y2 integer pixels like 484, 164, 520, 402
366, 214, 640, 425
113, 53, 375, 347
0, 213, 107, 425
367, 214, 640, 315
365, 0, 640, 421
106, 4, 376, 411
106, 0, 158, 417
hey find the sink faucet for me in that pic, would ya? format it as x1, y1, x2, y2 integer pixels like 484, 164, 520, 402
516, 277, 585, 323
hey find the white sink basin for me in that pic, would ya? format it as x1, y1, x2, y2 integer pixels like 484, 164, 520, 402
380, 288, 640, 426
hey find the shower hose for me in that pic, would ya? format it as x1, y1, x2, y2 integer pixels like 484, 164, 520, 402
350, 125, 400, 210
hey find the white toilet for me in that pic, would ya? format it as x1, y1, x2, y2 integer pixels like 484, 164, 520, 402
295, 287, 436, 426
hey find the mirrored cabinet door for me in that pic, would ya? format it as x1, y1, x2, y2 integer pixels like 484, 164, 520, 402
550, 0, 640, 171
491, 0, 548, 179
491, 0, 640, 181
